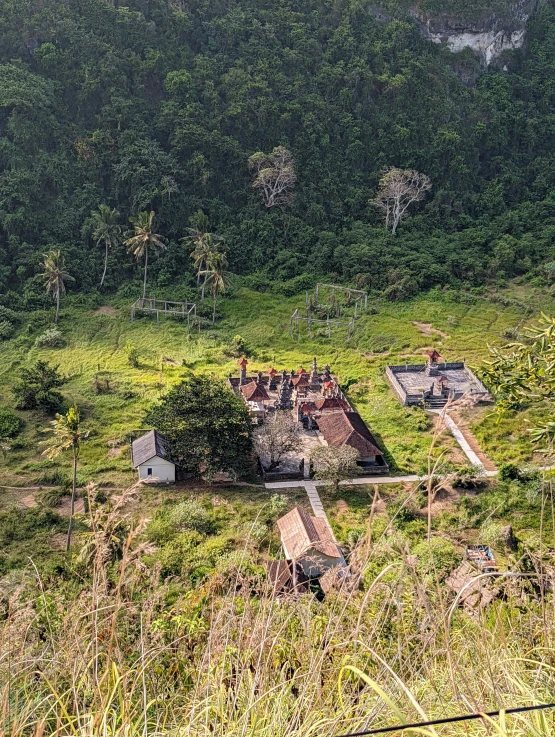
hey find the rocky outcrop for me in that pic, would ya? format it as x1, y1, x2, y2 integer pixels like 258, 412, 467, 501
408, 0, 544, 65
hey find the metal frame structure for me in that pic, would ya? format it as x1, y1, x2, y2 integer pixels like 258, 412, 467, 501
130, 297, 197, 330
290, 283, 368, 340
311, 283, 368, 316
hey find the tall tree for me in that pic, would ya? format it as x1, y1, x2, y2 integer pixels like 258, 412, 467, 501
310, 445, 360, 492
373, 168, 432, 235
201, 251, 231, 325
248, 146, 296, 208
181, 211, 224, 300
145, 376, 253, 480
41, 251, 74, 323
124, 211, 166, 298
90, 205, 122, 288
42, 405, 89, 552
254, 412, 301, 470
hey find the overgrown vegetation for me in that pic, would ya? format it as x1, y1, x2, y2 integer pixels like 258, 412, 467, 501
2, 0, 555, 299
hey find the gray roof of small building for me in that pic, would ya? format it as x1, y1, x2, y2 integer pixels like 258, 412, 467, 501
131, 430, 176, 468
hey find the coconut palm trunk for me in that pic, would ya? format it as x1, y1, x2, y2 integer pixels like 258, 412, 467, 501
212, 286, 218, 325
66, 445, 78, 552
100, 241, 109, 288
55, 290, 60, 324
143, 245, 148, 298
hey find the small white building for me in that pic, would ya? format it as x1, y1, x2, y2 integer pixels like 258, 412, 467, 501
131, 430, 177, 482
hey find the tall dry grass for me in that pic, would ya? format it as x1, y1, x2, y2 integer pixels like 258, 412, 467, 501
1, 482, 554, 737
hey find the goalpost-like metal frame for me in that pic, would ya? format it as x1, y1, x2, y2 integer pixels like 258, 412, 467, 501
290, 283, 368, 340
130, 297, 198, 331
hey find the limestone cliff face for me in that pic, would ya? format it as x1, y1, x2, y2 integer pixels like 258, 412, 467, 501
408, 0, 543, 65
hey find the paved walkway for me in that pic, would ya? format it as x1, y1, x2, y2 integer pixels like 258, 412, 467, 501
442, 413, 484, 468
304, 480, 326, 518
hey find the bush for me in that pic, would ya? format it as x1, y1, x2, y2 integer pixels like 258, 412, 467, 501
158, 530, 204, 576
0, 306, 18, 323
12, 361, 66, 413
168, 499, 214, 535
0, 320, 14, 339
412, 537, 460, 580
34, 328, 65, 348
0, 407, 24, 439
498, 463, 521, 481
222, 334, 252, 359
125, 342, 140, 368
272, 273, 316, 296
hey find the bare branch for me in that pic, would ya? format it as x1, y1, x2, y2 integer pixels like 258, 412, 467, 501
248, 146, 296, 208
373, 167, 431, 234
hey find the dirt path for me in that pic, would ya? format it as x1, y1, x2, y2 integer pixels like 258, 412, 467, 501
413, 321, 450, 339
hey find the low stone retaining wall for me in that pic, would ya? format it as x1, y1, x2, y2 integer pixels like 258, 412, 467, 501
386, 362, 491, 406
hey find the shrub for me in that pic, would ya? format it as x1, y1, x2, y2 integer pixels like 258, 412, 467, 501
273, 273, 316, 296
168, 499, 214, 535
34, 328, 65, 348
12, 361, 66, 412
480, 520, 507, 548
125, 342, 140, 368
0, 407, 24, 439
0, 306, 17, 323
222, 334, 251, 358
36, 487, 65, 509
158, 531, 204, 576
412, 537, 460, 580
498, 463, 521, 481
0, 320, 14, 339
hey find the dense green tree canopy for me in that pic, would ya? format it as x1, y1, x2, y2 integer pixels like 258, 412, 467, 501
145, 376, 253, 479
1, 0, 555, 298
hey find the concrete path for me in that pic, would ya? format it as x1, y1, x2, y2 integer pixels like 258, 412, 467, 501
442, 413, 484, 468
304, 480, 326, 518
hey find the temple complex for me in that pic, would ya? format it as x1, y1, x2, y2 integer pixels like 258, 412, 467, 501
228, 358, 388, 479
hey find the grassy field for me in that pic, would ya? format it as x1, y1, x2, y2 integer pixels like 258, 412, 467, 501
1, 279, 555, 491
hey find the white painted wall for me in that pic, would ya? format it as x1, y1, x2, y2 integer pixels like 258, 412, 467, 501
137, 455, 176, 482
299, 549, 340, 578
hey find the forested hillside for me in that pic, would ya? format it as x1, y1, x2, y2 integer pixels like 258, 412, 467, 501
1, 0, 555, 300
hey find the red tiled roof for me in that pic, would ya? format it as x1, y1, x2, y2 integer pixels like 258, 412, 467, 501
315, 397, 350, 412
299, 402, 316, 415
240, 380, 270, 402
324, 380, 335, 388
427, 350, 441, 361
268, 367, 277, 376
277, 507, 340, 560
292, 374, 310, 387
238, 357, 248, 367
316, 411, 382, 457
437, 375, 449, 383
298, 367, 307, 374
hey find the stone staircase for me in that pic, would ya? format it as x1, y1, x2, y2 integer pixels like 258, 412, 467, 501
424, 397, 448, 409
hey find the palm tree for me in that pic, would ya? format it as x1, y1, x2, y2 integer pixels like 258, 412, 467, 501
201, 251, 232, 325
124, 211, 166, 298
41, 250, 75, 323
91, 205, 122, 288
195, 233, 224, 301
42, 405, 89, 552
181, 210, 223, 300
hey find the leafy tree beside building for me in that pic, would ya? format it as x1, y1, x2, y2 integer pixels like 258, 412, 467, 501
145, 376, 253, 480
